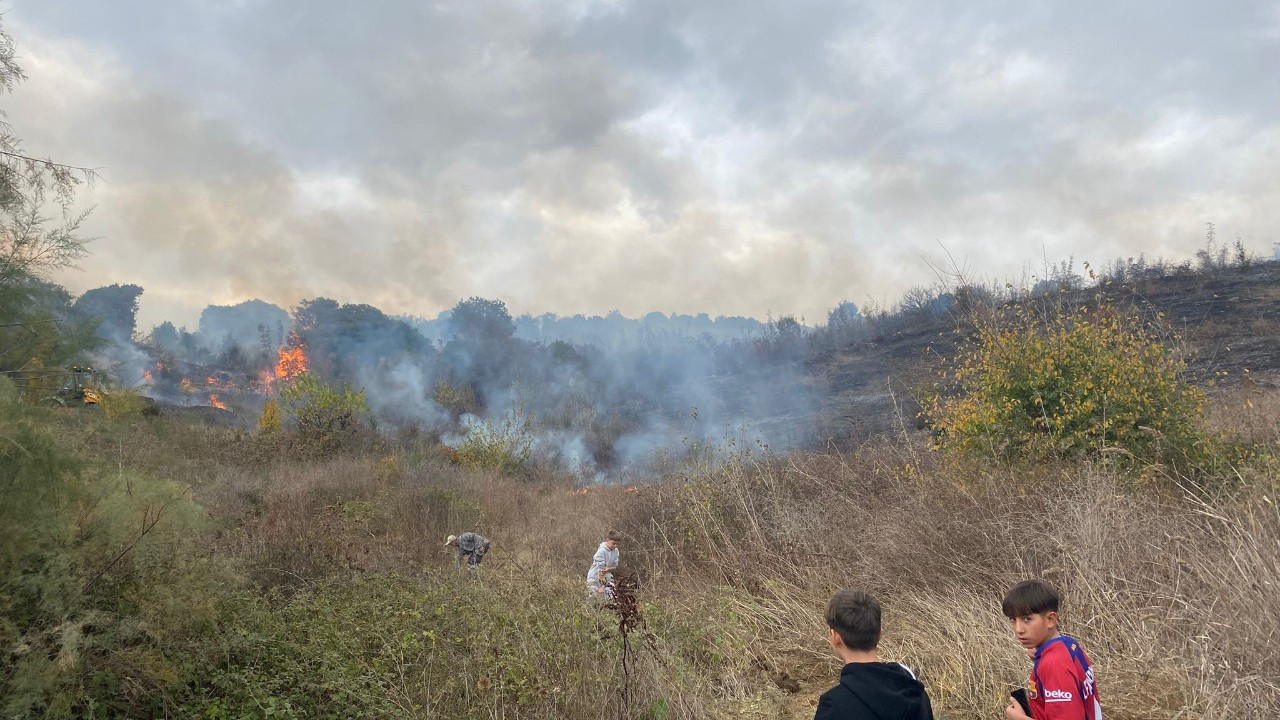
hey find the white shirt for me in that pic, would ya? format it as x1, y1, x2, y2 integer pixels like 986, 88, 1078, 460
586, 541, 619, 592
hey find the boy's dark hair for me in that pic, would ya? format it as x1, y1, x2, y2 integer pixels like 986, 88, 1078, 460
825, 589, 881, 651
606, 530, 622, 542
1002, 579, 1061, 618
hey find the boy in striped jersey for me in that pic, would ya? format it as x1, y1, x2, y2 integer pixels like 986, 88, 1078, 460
1003, 580, 1102, 720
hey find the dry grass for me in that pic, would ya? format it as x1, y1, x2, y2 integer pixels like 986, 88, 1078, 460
58, 405, 1279, 717
614, 444, 1280, 718
1206, 384, 1280, 447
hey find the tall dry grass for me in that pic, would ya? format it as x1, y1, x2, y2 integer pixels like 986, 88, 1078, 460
614, 435, 1280, 718
186, 452, 786, 717
212, 433, 1278, 716
62, 385, 1279, 717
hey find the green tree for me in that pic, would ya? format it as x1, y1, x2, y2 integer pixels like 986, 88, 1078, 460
148, 320, 181, 350
0, 18, 94, 293
442, 297, 522, 407
0, 18, 100, 385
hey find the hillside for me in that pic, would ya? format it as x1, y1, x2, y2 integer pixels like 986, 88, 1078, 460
807, 261, 1280, 446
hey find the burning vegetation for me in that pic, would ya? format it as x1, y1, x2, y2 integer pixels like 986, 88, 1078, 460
137, 337, 312, 414
274, 335, 309, 384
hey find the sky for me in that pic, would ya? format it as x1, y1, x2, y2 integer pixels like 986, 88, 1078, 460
6, 1, 1279, 330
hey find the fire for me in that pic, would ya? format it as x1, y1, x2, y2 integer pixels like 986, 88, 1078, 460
179, 378, 195, 393
206, 376, 218, 385
143, 370, 153, 382
274, 341, 308, 383
258, 369, 276, 393
566, 487, 590, 496
209, 394, 228, 411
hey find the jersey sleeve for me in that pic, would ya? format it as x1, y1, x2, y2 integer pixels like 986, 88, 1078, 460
1035, 655, 1087, 720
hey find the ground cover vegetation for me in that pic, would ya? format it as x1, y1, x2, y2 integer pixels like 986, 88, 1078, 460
4, 362, 1278, 718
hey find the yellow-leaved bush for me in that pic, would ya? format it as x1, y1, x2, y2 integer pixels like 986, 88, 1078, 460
926, 295, 1206, 465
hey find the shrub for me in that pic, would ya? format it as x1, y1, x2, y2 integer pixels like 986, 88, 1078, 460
258, 398, 282, 433
925, 294, 1207, 465
452, 407, 534, 475
0, 377, 230, 717
433, 377, 479, 417
99, 388, 147, 420
278, 372, 371, 451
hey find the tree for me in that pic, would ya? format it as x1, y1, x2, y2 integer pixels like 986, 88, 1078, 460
292, 297, 432, 385
72, 284, 144, 340
827, 301, 861, 328
447, 297, 515, 345
0, 18, 99, 383
0, 18, 95, 296
440, 298, 522, 408
148, 321, 181, 350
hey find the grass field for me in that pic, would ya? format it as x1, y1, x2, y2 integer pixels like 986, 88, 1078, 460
4, 376, 1275, 718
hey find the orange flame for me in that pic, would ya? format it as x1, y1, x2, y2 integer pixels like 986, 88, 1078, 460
179, 378, 195, 393
257, 369, 276, 393
274, 343, 308, 383
209, 394, 228, 411
143, 370, 153, 382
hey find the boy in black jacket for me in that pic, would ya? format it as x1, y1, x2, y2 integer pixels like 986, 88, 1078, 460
814, 589, 934, 720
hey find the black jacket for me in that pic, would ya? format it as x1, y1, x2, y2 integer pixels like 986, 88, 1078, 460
814, 662, 934, 720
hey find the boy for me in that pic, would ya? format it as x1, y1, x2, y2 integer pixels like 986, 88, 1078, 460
586, 530, 621, 598
815, 589, 934, 720
1002, 580, 1102, 720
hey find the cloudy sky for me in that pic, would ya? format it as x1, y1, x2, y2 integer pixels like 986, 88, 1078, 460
7, 1, 1279, 330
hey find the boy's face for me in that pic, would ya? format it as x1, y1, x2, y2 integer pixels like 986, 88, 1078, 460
605, 539, 618, 550
1008, 611, 1058, 650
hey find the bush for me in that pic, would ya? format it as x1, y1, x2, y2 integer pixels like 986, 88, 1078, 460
258, 398, 282, 433
99, 388, 147, 420
925, 295, 1207, 465
278, 372, 371, 452
0, 377, 230, 717
452, 406, 534, 475
433, 377, 479, 417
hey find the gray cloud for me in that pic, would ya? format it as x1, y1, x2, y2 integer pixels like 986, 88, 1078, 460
6, 0, 1278, 329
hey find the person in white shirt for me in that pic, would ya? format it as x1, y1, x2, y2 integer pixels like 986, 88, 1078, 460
586, 530, 621, 598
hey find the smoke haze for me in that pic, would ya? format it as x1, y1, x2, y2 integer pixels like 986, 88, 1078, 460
1, 1, 1274, 331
